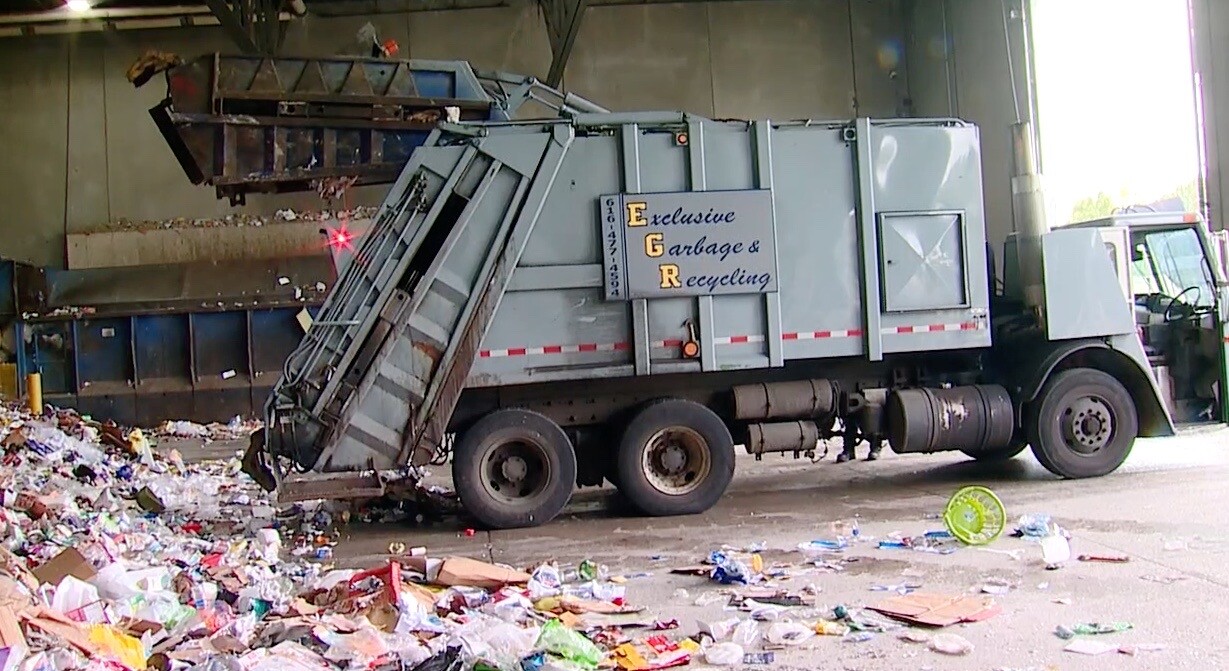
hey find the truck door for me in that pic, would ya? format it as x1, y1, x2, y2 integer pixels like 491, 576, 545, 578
1129, 223, 1227, 422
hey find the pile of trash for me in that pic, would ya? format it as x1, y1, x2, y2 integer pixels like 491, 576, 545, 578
100, 207, 379, 233
0, 403, 768, 671
153, 419, 262, 444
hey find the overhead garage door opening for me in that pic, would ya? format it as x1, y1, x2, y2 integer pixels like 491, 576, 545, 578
1031, 0, 1202, 224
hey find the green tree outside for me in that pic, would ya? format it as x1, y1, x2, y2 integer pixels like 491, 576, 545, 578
1069, 180, 1200, 223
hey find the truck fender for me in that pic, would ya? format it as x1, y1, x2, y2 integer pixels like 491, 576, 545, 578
1014, 337, 1175, 438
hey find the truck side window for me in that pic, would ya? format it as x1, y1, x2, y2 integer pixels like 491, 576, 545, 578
1135, 227, 1216, 307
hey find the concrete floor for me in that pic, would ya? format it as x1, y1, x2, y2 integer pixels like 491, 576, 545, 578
176, 426, 1229, 669
318, 425, 1229, 670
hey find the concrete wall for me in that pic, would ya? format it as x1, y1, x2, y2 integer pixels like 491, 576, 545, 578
1193, 0, 1228, 231
905, 0, 1031, 258
0, 0, 909, 268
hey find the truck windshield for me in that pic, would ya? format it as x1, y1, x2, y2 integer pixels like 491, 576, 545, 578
1130, 226, 1217, 308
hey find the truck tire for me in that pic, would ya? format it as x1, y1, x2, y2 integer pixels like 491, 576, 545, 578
452, 409, 577, 529
1028, 368, 1138, 478
616, 399, 735, 517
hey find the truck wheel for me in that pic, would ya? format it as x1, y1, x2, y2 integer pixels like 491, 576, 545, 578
616, 399, 735, 517
960, 441, 1027, 462
1028, 368, 1138, 478
452, 409, 577, 529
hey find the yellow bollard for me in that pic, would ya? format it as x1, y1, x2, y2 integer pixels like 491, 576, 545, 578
26, 372, 42, 415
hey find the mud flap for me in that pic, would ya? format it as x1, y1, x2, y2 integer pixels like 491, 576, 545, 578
241, 431, 278, 492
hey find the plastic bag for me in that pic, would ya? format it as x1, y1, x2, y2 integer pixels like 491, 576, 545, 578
702, 642, 744, 666
1015, 514, 1053, 538
699, 617, 740, 640
764, 621, 814, 646
454, 617, 540, 671
318, 623, 392, 665
711, 557, 749, 585
535, 619, 602, 669
745, 600, 784, 622
527, 564, 562, 600
395, 594, 448, 635
51, 575, 100, 616
732, 619, 759, 648
253, 529, 282, 563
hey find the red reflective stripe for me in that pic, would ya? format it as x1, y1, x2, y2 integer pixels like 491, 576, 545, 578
479, 351, 492, 358
506, 347, 527, 356
728, 335, 749, 343
782, 332, 800, 340
578, 343, 598, 352
613, 342, 631, 351
662, 339, 683, 347
542, 345, 563, 354
928, 324, 945, 332
815, 330, 832, 338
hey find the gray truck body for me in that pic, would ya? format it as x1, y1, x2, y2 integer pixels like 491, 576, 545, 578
250, 103, 1189, 523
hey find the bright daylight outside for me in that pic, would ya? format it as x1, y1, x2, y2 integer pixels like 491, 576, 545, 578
1031, 0, 1202, 224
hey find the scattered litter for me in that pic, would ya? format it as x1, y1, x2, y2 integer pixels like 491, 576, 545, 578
898, 629, 931, 643
1078, 554, 1129, 563
699, 617, 740, 640
731, 619, 759, 648
843, 631, 875, 643
1140, 573, 1188, 584
1053, 597, 1072, 605
277, 276, 290, 285
1119, 643, 1167, 656
1054, 625, 1075, 640
701, 642, 743, 666
1040, 535, 1071, 568
1069, 622, 1133, 635
742, 651, 774, 664
812, 619, 849, 636
928, 632, 973, 655
1015, 513, 1061, 538
870, 582, 921, 595
980, 577, 1016, 595
1163, 538, 1189, 551
1064, 639, 1117, 656
764, 621, 814, 646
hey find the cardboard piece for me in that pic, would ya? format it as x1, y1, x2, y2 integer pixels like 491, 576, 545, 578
31, 548, 96, 586
433, 557, 530, 590
559, 596, 643, 615
867, 593, 1001, 627
22, 606, 105, 658
0, 583, 28, 671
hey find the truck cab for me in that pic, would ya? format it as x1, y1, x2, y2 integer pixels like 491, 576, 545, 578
1070, 213, 1229, 424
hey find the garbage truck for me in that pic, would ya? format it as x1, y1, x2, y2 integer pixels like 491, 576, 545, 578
241, 72, 1229, 529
